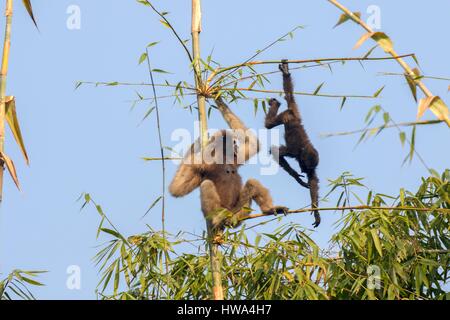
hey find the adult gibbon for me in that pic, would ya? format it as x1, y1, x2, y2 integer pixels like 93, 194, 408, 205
169, 96, 287, 230
265, 60, 321, 228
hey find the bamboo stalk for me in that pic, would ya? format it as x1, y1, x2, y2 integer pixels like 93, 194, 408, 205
191, 0, 224, 300
0, 0, 13, 202
327, 0, 450, 127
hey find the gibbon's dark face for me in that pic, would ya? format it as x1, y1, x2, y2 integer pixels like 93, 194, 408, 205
220, 130, 238, 164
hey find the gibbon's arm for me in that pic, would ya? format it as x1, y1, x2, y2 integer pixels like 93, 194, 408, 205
169, 142, 203, 197
280, 61, 301, 118
215, 97, 260, 162
265, 99, 285, 129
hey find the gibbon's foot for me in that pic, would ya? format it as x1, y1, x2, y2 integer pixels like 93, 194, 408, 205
279, 60, 290, 76
263, 206, 289, 216
212, 232, 225, 245
312, 211, 321, 228
269, 98, 281, 108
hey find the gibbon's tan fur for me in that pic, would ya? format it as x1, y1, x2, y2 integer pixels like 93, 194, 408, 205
169, 97, 287, 230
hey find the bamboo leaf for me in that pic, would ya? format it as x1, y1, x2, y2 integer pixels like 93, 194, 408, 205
138, 53, 148, 65
373, 86, 385, 98
142, 195, 162, 218
146, 41, 159, 48
159, 19, 170, 28
340, 97, 347, 110
22, 0, 38, 28
428, 96, 450, 125
371, 32, 394, 53
313, 82, 325, 95
0, 151, 20, 190
370, 229, 383, 257
404, 74, 418, 102
5, 97, 29, 165
417, 96, 436, 119
334, 12, 361, 28
399, 132, 406, 147
363, 45, 378, 59
354, 32, 374, 50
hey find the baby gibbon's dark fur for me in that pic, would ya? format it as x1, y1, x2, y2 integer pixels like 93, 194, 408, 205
169, 97, 287, 231
265, 60, 321, 228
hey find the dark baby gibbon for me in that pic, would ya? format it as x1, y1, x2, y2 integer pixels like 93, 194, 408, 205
169, 96, 288, 231
265, 60, 321, 228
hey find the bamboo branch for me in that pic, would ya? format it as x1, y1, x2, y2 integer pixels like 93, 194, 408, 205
242, 205, 450, 221
223, 87, 376, 99
379, 72, 450, 82
327, 0, 450, 127
321, 120, 444, 138
0, 0, 13, 202
142, 0, 193, 63
207, 25, 305, 88
79, 81, 195, 90
208, 54, 415, 84
145, 49, 169, 275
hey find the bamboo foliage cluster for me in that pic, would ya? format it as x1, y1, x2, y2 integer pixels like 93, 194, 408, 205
76, 0, 450, 301
0, 269, 44, 300
83, 170, 449, 300
328, 0, 450, 127
0, 0, 37, 201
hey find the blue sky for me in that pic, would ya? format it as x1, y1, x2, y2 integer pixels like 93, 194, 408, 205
0, 0, 449, 299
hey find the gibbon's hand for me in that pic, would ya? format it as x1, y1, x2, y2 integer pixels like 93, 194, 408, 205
263, 206, 289, 216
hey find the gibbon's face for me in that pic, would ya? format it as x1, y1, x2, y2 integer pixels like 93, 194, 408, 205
217, 130, 239, 164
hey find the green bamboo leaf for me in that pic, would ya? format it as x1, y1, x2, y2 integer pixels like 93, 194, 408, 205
113, 260, 120, 296
333, 12, 361, 28
138, 53, 148, 65
20, 276, 44, 286
146, 41, 159, 48
5, 97, 29, 165
371, 32, 394, 53
140, 106, 156, 123
404, 73, 418, 102
340, 97, 347, 110
159, 20, 170, 28
100, 228, 126, 242
399, 132, 406, 147
142, 195, 162, 218
22, 0, 38, 28
373, 86, 385, 98
370, 229, 383, 257
152, 69, 171, 74
383, 112, 390, 124
363, 45, 378, 59
313, 82, 325, 95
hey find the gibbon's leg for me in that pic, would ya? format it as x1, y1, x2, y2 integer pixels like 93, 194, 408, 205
264, 98, 286, 129
200, 180, 226, 229
271, 145, 309, 189
307, 170, 321, 228
231, 179, 288, 224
